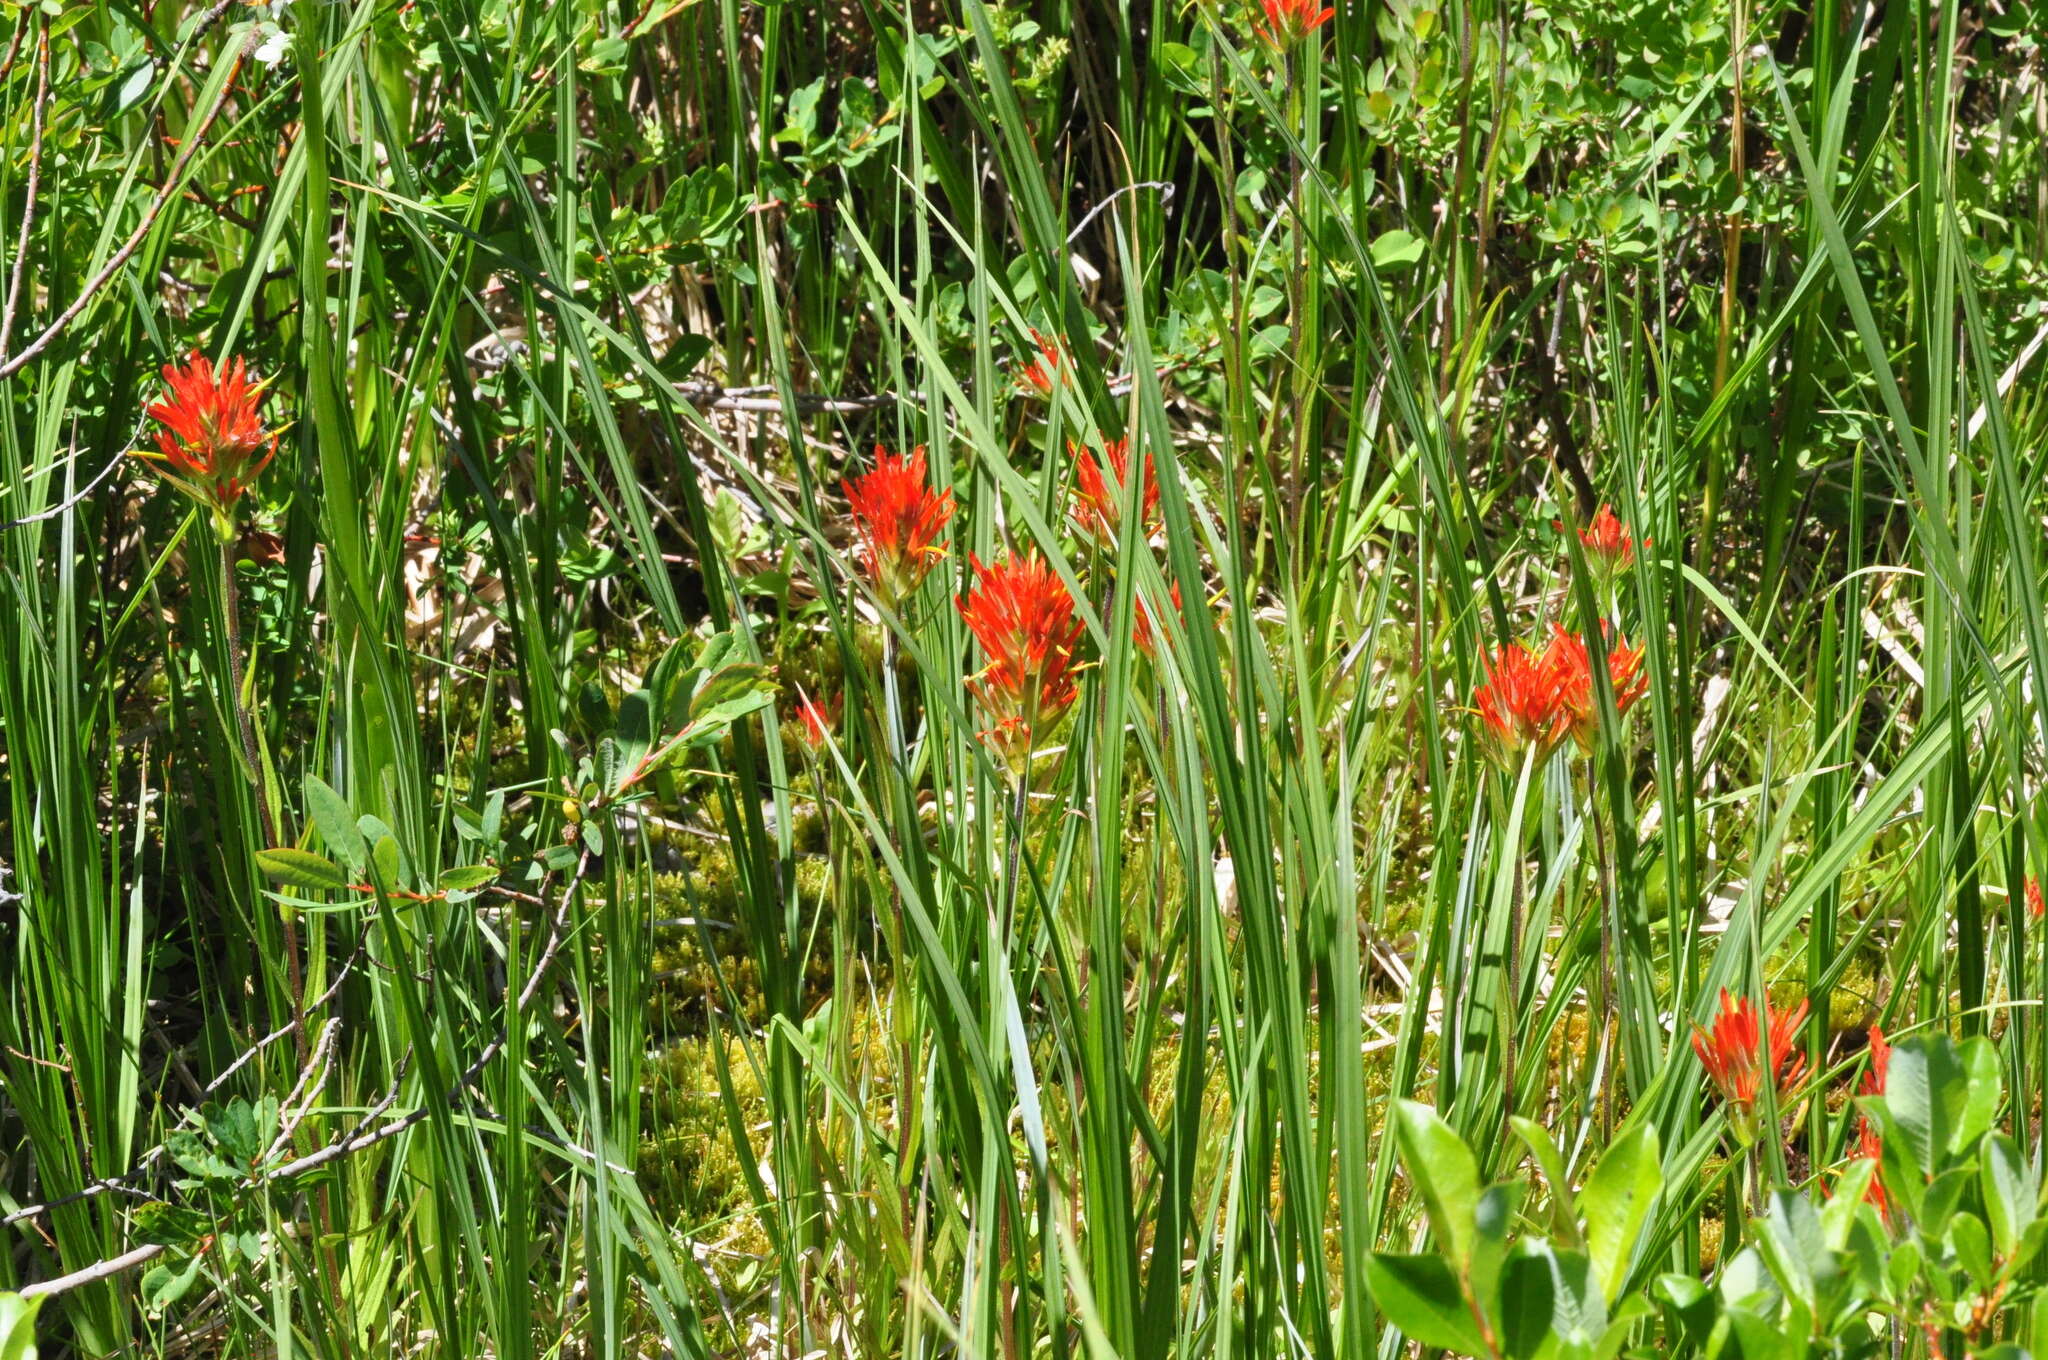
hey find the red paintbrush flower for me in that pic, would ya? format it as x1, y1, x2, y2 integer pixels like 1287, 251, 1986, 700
794, 693, 835, 751
1860, 1025, 1890, 1099
843, 444, 954, 605
2027, 876, 2044, 919
1691, 988, 1808, 1140
1855, 1118, 1889, 1219
1544, 624, 1649, 753
1017, 330, 1065, 397
1259, 0, 1333, 48
1071, 436, 1161, 547
1133, 582, 1184, 658
958, 552, 1086, 768
1558, 503, 1646, 580
139, 352, 280, 536
1471, 638, 1569, 767
1855, 1025, 1892, 1219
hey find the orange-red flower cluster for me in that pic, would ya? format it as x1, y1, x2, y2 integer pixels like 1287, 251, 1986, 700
2027, 876, 2044, 919
1259, 0, 1333, 47
958, 553, 1086, 768
1071, 437, 1161, 547
1691, 989, 1808, 1136
140, 352, 279, 535
1473, 638, 1566, 765
844, 445, 954, 605
1472, 624, 1647, 765
1017, 330, 1065, 396
1546, 625, 1649, 752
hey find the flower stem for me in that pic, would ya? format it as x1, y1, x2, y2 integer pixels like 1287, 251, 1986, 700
219, 537, 303, 1063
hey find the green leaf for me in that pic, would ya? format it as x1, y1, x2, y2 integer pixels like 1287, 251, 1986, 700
1581, 1123, 1660, 1302
1503, 1242, 1605, 1360
1511, 1115, 1584, 1247
1654, 1274, 1716, 1351
255, 848, 349, 891
1948, 1212, 1994, 1289
1983, 1133, 2035, 1258
372, 834, 403, 891
1365, 1252, 1488, 1354
1392, 1099, 1481, 1267
0, 1292, 41, 1360
1885, 1034, 1960, 1178
203, 1096, 275, 1167
133, 1202, 211, 1247
1953, 1037, 2002, 1155
615, 689, 654, 777
436, 865, 498, 893
165, 1130, 238, 1183
1921, 1165, 1976, 1238
140, 1252, 205, 1315
1754, 1189, 1831, 1312
303, 775, 366, 873
1369, 228, 1427, 269
1716, 1245, 1781, 1312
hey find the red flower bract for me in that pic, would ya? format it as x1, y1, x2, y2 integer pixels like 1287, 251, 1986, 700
795, 694, 835, 751
1544, 624, 1649, 753
843, 445, 954, 605
1259, 0, 1333, 47
1856, 1025, 1892, 1219
1017, 330, 1065, 397
1071, 437, 1161, 547
1861, 1025, 1890, 1100
1571, 504, 1645, 576
2027, 876, 2044, 920
958, 553, 1086, 768
1472, 638, 1568, 766
1133, 582, 1184, 659
1691, 988, 1808, 1118
141, 352, 278, 531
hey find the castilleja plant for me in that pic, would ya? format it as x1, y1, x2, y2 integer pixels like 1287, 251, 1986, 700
1467, 633, 1574, 1133
1472, 637, 1570, 769
1016, 329, 1065, 397
142, 349, 300, 1049
1570, 504, 1644, 580
1855, 1027, 1892, 1220
140, 352, 281, 541
1258, 0, 1333, 48
1544, 624, 1649, 753
789, 691, 836, 753
1070, 436, 1161, 549
843, 444, 954, 607
1692, 988, 1809, 1146
958, 552, 1086, 771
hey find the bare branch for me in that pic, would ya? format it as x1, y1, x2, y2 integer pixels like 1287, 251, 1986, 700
0, 12, 249, 382
0, 24, 50, 361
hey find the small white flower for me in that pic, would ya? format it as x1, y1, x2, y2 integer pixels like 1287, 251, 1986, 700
252, 25, 290, 66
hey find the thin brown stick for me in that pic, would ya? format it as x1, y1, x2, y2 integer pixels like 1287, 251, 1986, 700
0, 24, 50, 362
1, 952, 362, 1232
13, 857, 584, 1300
674, 382, 896, 414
